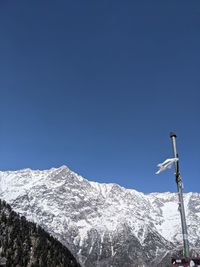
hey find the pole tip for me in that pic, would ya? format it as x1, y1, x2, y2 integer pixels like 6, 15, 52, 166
170, 132, 177, 138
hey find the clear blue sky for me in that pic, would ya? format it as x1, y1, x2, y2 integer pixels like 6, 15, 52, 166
0, 1, 199, 193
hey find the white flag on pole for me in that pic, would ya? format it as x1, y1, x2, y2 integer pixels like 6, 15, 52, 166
156, 158, 179, 174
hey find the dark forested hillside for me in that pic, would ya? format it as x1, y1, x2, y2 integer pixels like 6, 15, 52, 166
0, 199, 81, 267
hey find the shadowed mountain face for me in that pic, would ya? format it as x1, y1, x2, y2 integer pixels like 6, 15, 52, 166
0, 166, 200, 266
0, 199, 80, 267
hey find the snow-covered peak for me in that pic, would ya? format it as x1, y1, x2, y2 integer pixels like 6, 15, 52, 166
0, 166, 200, 266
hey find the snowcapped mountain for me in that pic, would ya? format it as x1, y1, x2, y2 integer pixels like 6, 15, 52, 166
0, 166, 200, 267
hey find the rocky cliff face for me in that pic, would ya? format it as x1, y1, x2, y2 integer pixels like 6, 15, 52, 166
0, 166, 200, 266
0, 198, 80, 267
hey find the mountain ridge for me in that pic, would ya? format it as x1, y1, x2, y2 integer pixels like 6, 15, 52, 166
0, 166, 200, 266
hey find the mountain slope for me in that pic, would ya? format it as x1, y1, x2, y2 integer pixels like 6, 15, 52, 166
0, 198, 80, 267
0, 166, 200, 266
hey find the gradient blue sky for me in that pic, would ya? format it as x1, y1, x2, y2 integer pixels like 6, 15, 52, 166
0, 1, 199, 193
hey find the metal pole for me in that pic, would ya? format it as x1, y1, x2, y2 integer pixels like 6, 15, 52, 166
170, 132, 190, 258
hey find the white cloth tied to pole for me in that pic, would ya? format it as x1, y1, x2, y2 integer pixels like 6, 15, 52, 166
156, 158, 179, 174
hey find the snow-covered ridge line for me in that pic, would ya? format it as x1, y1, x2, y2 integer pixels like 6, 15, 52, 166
0, 166, 200, 267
